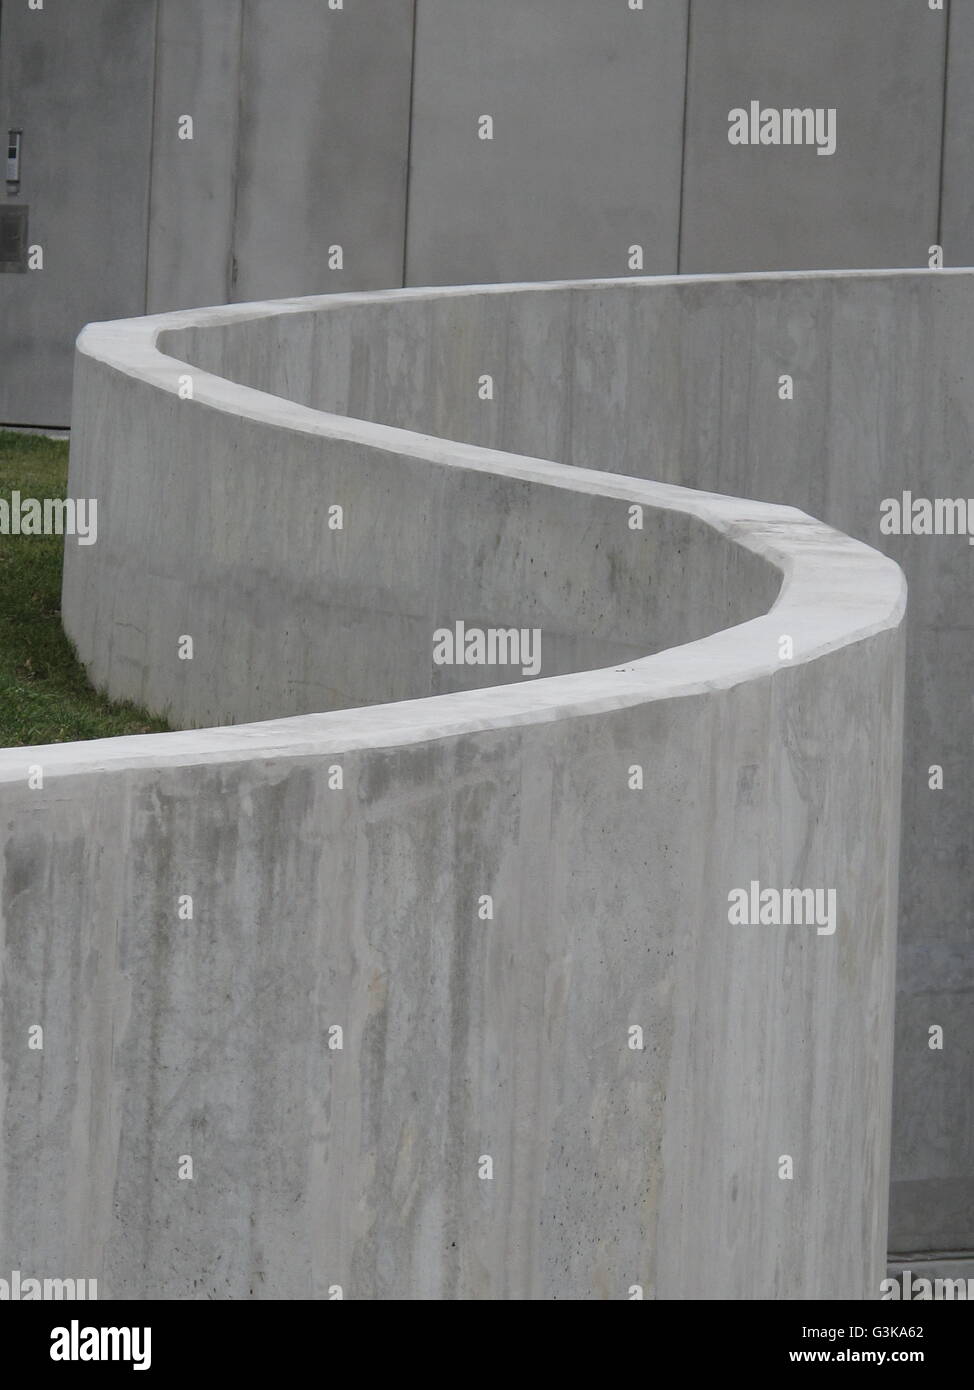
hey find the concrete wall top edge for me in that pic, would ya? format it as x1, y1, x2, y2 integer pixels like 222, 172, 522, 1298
26, 284, 906, 783
85, 266, 974, 341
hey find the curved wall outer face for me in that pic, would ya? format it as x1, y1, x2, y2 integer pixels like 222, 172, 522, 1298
159, 271, 969, 1256
0, 299, 907, 1300
0, 638, 903, 1301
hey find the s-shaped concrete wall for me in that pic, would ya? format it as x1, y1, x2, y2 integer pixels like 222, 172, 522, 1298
0, 297, 905, 1300
159, 271, 970, 1257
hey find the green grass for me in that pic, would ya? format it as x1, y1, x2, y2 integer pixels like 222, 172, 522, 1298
0, 429, 170, 747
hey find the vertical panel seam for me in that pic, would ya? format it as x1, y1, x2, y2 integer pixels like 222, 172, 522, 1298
227, 0, 248, 303
675, 0, 693, 275
936, 0, 953, 251
401, 0, 419, 287
143, 0, 162, 314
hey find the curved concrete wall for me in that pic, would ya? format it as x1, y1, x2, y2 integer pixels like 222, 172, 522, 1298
0, 297, 905, 1300
158, 271, 970, 1256
63, 320, 780, 729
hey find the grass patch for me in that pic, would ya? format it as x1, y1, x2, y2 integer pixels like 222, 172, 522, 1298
0, 429, 170, 747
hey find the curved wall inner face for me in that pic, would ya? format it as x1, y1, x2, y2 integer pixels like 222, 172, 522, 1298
66, 349, 779, 730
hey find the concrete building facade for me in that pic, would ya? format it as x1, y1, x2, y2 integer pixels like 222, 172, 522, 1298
0, 0, 965, 426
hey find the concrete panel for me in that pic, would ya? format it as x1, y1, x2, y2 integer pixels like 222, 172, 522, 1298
146, 0, 244, 313
405, 0, 688, 287
5, 295, 905, 1296
940, 0, 974, 267
680, 0, 946, 273
0, 0, 156, 426
229, 0, 414, 301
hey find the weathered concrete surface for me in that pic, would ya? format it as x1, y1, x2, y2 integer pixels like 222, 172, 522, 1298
161, 272, 973, 1255
0, 627, 905, 1299
2, 298, 905, 1299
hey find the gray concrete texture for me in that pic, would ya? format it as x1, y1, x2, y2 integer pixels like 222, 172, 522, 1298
0, 0, 966, 426
678, 0, 946, 273
147, 0, 414, 308
227, 0, 413, 303
940, 0, 974, 267
145, 0, 245, 314
162, 272, 973, 1255
404, 0, 689, 286
3, 298, 905, 1298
